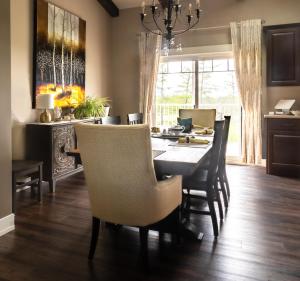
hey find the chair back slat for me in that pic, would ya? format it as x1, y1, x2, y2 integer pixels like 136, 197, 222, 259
220, 116, 231, 167
206, 120, 225, 185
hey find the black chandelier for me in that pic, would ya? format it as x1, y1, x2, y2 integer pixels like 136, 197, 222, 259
140, 0, 202, 49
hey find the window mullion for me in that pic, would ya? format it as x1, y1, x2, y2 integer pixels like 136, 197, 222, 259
194, 60, 199, 108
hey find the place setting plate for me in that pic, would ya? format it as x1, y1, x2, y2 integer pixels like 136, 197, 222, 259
168, 137, 211, 148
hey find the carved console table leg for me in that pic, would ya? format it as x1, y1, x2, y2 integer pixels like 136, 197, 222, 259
49, 179, 56, 193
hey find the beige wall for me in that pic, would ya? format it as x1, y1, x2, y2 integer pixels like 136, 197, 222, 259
0, 0, 12, 218
111, 0, 300, 121
11, 0, 113, 159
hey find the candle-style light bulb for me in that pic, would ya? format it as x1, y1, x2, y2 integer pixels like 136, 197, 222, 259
141, 1, 145, 14
152, 0, 156, 6
189, 3, 192, 15
196, 0, 200, 9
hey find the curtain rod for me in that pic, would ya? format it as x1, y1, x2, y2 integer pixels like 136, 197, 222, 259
183, 19, 266, 33
136, 20, 266, 36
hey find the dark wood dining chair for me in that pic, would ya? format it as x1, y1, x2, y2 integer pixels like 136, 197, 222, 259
189, 116, 231, 210
99, 116, 121, 125
182, 120, 225, 237
127, 113, 143, 125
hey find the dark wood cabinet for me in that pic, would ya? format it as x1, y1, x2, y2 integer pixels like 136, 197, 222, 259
26, 120, 95, 192
266, 116, 300, 178
265, 23, 300, 86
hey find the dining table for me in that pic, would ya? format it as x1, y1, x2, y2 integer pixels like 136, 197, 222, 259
152, 134, 214, 240
151, 135, 213, 179
67, 133, 214, 240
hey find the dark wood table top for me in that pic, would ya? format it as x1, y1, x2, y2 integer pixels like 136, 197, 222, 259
67, 137, 212, 177
151, 137, 212, 177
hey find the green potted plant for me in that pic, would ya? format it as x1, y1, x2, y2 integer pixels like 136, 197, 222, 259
73, 97, 110, 119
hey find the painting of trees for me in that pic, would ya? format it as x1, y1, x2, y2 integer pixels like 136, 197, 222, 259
33, 0, 86, 108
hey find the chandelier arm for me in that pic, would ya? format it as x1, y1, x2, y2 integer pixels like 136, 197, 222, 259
141, 21, 162, 36
173, 18, 200, 36
152, 13, 164, 34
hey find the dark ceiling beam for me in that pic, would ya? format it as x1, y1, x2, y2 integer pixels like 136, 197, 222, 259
98, 0, 119, 17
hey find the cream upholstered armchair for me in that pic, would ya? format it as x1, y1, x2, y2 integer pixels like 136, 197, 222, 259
75, 123, 182, 261
179, 109, 216, 128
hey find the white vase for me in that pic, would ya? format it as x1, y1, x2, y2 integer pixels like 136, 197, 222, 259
104, 106, 110, 117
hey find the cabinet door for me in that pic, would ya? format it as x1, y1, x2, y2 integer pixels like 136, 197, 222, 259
266, 26, 300, 86
272, 133, 300, 165
268, 130, 300, 177
52, 125, 76, 176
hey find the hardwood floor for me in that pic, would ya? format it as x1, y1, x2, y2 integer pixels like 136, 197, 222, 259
0, 165, 299, 281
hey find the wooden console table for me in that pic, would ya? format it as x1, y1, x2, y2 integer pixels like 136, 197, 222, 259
26, 119, 96, 192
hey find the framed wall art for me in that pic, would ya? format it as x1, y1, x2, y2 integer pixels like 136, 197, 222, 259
33, 0, 86, 108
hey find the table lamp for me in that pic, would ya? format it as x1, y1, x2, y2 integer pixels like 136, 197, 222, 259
36, 94, 54, 123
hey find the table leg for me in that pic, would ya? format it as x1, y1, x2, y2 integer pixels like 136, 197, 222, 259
49, 179, 56, 193
38, 164, 43, 202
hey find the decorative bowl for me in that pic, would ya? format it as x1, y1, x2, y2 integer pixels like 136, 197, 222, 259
168, 125, 185, 135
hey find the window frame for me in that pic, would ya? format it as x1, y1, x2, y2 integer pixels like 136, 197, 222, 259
154, 55, 243, 158
157, 56, 237, 109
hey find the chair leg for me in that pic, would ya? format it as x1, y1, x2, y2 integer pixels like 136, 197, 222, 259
207, 189, 218, 237
30, 184, 35, 198
172, 206, 182, 244
88, 217, 100, 260
219, 176, 228, 208
214, 182, 224, 220
139, 227, 149, 267
183, 189, 191, 220
223, 169, 230, 199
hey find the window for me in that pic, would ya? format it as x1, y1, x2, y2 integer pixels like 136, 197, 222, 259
153, 57, 241, 156
155, 61, 194, 126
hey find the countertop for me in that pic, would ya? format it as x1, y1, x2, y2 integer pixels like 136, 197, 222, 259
28, 118, 97, 126
264, 114, 300, 119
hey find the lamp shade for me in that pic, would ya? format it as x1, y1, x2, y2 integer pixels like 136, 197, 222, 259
36, 94, 54, 109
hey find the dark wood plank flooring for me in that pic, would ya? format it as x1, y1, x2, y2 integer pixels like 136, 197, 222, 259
0, 165, 299, 281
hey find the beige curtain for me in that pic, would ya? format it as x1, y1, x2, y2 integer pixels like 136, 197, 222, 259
230, 19, 262, 165
139, 32, 162, 124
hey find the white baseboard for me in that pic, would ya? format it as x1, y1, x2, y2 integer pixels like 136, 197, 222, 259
0, 214, 15, 237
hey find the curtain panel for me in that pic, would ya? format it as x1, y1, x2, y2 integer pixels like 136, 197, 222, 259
139, 32, 162, 124
230, 19, 263, 165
